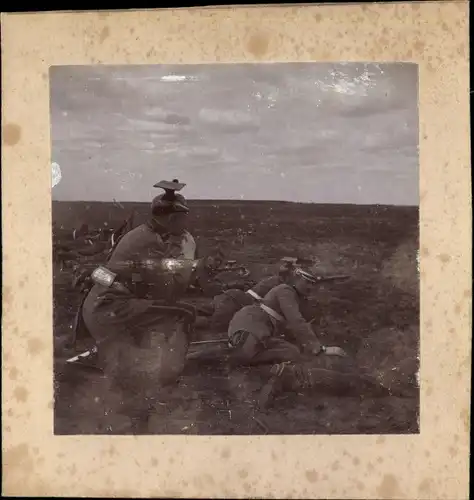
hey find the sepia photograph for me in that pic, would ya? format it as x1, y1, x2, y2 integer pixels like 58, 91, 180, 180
51, 62, 420, 436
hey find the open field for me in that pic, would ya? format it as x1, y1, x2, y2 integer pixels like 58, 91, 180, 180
53, 200, 420, 435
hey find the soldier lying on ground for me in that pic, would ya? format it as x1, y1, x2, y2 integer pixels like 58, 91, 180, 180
227, 266, 348, 365
78, 190, 199, 433
223, 267, 397, 408
194, 257, 298, 332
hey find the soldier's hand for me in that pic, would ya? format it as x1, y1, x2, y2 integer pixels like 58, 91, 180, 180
324, 346, 348, 357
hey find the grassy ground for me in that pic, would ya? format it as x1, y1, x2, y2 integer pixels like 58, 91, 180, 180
53, 200, 419, 435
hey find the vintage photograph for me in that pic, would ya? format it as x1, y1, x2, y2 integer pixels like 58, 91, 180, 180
51, 63, 420, 435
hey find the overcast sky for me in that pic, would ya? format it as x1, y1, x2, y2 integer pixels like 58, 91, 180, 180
50, 63, 419, 205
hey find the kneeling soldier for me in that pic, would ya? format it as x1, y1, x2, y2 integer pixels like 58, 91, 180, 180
80, 187, 198, 432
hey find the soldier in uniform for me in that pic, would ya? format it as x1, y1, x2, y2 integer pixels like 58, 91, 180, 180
224, 266, 391, 407
227, 267, 348, 365
195, 257, 298, 332
80, 186, 199, 432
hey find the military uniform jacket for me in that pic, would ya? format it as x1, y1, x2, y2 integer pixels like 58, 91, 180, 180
249, 275, 283, 299
82, 222, 186, 342
228, 283, 321, 353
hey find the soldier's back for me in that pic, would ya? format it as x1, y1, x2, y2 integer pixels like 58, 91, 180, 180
262, 283, 305, 319
263, 283, 294, 303
108, 224, 163, 263
251, 275, 281, 298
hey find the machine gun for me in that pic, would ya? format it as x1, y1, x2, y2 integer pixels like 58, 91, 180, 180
313, 274, 350, 283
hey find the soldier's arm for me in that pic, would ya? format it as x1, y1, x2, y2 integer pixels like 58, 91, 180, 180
277, 288, 322, 353
107, 232, 168, 275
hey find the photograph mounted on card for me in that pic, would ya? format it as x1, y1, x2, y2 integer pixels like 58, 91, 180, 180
1, 3, 470, 499
50, 62, 420, 436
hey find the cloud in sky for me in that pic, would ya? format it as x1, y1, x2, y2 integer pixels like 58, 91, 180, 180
50, 63, 419, 205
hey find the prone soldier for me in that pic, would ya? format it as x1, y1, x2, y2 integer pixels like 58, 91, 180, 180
195, 257, 298, 332
227, 266, 348, 365
225, 266, 391, 407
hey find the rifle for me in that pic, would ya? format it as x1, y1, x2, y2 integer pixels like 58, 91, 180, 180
314, 274, 350, 283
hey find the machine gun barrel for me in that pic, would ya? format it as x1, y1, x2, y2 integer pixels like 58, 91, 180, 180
316, 274, 350, 283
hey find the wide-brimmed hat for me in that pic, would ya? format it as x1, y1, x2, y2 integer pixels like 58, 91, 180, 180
153, 179, 186, 192
151, 178, 189, 215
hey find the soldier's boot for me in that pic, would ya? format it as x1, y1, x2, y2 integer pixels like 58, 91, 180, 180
258, 362, 391, 409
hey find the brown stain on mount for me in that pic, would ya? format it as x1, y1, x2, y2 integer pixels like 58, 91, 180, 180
420, 246, 429, 257
27, 338, 45, 355
4, 443, 33, 472
3, 285, 13, 307
3, 123, 22, 146
418, 477, 433, 495
238, 469, 248, 479
3, 445, 54, 495
437, 253, 451, 264
14, 386, 29, 403
413, 40, 425, 53
305, 469, 319, 483
377, 474, 403, 498
460, 408, 470, 432
99, 26, 110, 43
246, 33, 269, 58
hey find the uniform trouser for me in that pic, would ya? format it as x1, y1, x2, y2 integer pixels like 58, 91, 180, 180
96, 314, 192, 431
228, 329, 302, 366
195, 296, 247, 332
211, 302, 241, 331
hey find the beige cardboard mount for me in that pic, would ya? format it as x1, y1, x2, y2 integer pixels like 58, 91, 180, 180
1, 2, 471, 498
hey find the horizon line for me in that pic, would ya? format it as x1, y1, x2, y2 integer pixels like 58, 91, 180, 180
52, 199, 419, 208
